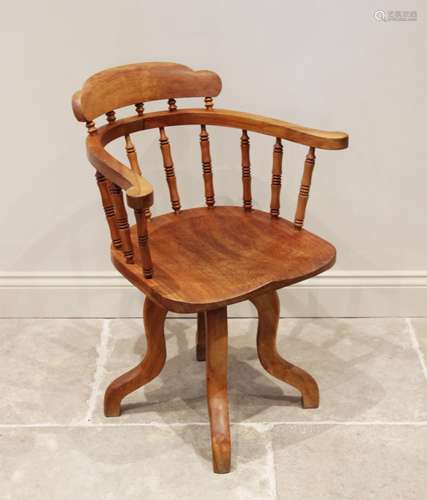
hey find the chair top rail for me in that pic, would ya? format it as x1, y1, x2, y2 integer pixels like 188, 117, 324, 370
72, 62, 222, 122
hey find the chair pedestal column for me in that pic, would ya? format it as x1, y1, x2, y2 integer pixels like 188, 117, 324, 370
205, 307, 231, 473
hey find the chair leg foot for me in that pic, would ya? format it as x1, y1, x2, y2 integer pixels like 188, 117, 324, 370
250, 291, 319, 409
104, 297, 167, 417
206, 307, 231, 473
196, 312, 206, 361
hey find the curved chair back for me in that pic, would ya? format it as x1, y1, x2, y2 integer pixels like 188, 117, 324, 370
72, 62, 348, 279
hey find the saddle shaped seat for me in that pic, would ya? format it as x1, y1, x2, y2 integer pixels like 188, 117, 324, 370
113, 206, 336, 313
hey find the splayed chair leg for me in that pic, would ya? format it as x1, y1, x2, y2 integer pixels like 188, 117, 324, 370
206, 307, 231, 473
196, 312, 207, 361
250, 290, 319, 409
104, 297, 167, 417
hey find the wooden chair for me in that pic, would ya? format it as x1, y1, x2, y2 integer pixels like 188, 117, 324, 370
72, 62, 348, 473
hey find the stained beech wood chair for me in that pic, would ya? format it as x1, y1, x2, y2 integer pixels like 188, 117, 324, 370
72, 62, 348, 473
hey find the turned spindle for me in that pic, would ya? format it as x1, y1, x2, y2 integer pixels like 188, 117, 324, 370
125, 134, 142, 176
294, 147, 316, 229
200, 125, 215, 207
95, 172, 121, 249
134, 208, 153, 278
168, 98, 177, 111
86, 121, 97, 135
125, 135, 151, 219
241, 130, 252, 210
109, 183, 134, 263
204, 97, 214, 110
135, 102, 144, 116
106, 111, 116, 123
270, 138, 283, 217
159, 127, 181, 213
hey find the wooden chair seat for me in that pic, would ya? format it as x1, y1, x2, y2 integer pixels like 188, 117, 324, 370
112, 206, 336, 313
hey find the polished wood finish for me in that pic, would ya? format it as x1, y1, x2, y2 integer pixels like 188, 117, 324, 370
109, 183, 134, 264
73, 61, 348, 474
159, 127, 181, 213
72, 62, 222, 121
85, 108, 346, 210
104, 297, 167, 417
125, 134, 151, 219
270, 138, 283, 217
294, 147, 316, 229
241, 130, 252, 210
200, 125, 215, 207
134, 208, 153, 279
196, 312, 207, 361
91, 108, 348, 152
206, 307, 231, 473
250, 290, 319, 408
95, 171, 121, 249
125, 134, 142, 176
112, 206, 336, 313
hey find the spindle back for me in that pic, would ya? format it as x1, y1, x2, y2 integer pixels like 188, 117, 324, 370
72, 62, 348, 279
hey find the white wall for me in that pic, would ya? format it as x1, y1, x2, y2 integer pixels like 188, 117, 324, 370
1, 1, 426, 316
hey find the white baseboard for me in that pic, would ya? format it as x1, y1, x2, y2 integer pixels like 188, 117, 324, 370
0, 271, 426, 318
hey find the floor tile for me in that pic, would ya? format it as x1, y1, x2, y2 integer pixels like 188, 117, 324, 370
94, 318, 427, 424
234, 317, 427, 422
272, 424, 427, 500
0, 319, 102, 424
93, 318, 208, 423
0, 425, 274, 500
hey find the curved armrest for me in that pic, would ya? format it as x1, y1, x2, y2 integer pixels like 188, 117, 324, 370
212, 109, 348, 150
126, 177, 154, 209
86, 133, 154, 209
134, 108, 348, 150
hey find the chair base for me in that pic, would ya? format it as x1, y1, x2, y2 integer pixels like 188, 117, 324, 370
104, 290, 319, 473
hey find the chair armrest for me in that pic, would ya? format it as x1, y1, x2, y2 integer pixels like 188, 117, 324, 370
202, 109, 349, 150
86, 133, 154, 209
126, 177, 154, 209
137, 108, 348, 150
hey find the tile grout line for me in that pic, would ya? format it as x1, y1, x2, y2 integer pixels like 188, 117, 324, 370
264, 427, 278, 500
406, 318, 427, 381
1, 421, 427, 429
84, 318, 113, 423
2, 316, 425, 320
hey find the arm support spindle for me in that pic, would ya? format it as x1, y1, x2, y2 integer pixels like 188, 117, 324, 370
294, 147, 316, 229
134, 208, 153, 278
125, 134, 151, 219
95, 171, 122, 249
109, 183, 134, 263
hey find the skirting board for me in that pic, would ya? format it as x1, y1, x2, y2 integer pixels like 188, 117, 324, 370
0, 271, 426, 318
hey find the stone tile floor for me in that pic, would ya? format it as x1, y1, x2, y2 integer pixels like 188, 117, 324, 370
0, 317, 426, 499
